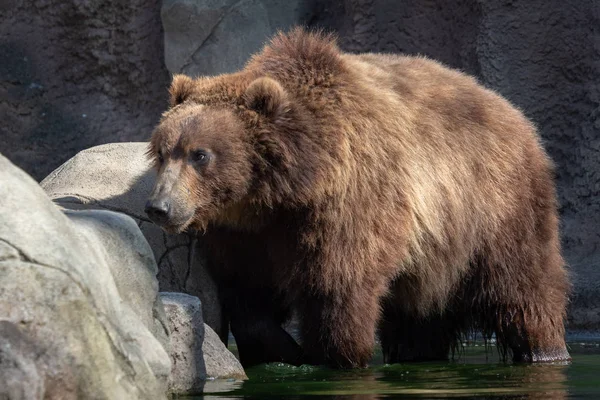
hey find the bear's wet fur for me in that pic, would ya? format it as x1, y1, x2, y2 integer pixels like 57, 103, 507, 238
146, 28, 570, 367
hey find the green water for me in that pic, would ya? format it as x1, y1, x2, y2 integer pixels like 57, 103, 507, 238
184, 340, 600, 399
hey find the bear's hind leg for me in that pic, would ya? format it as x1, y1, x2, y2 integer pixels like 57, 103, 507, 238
472, 244, 570, 363
490, 292, 570, 363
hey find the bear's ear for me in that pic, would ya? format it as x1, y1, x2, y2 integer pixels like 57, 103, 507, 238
169, 74, 195, 107
243, 77, 289, 120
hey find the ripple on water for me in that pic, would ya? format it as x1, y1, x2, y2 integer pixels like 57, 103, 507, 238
185, 341, 600, 399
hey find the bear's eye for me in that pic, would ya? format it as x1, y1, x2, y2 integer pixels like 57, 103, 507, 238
191, 149, 211, 166
157, 150, 164, 164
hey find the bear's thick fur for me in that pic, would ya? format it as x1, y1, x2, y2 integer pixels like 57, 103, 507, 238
146, 29, 570, 367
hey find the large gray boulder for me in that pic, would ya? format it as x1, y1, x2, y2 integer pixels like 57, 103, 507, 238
0, 154, 171, 399
161, 292, 246, 394
65, 208, 170, 352
40, 142, 223, 335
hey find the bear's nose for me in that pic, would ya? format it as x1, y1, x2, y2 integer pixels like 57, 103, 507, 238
145, 199, 171, 225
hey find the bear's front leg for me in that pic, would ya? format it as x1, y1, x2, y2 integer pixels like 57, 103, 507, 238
298, 281, 385, 368
221, 284, 304, 368
223, 284, 307, 368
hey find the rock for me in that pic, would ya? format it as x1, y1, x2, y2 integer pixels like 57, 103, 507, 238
0, 0, 169, 181
160, 292, 246, 395
0, 321, 44, 400
161, 0, 313, 76
65, 208, 171, 357
40, 142, 224, 336
0, 153, 170, 399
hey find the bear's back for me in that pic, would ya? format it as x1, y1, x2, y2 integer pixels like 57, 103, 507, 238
335, 51, 555, 272
344, 52, 531, 142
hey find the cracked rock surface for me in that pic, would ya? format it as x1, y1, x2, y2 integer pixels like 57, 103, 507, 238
0, 153, 171, 399
161, 0, 312, 76
40, 142, 224, 336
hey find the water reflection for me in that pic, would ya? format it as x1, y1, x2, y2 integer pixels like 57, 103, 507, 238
195, 342, 600, 399
197, 362, 569, 399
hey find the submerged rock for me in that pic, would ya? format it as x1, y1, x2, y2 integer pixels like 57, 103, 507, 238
0, 153, 170, 399
161, 292, 246, 395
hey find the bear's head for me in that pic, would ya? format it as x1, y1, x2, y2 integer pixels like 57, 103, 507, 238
145, 73, 316, 233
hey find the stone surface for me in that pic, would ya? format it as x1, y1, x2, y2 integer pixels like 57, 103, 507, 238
65, 208, 171, 355
0, 153, 171, 399
160, 292, 246, 394
0, 0, 170, 181
0, 321, 44, 400
40, 142, 224, 335
161, 0, 312, 76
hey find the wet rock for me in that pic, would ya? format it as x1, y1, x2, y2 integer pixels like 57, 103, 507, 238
0, 153, 170, 399
160, 292, 246, 395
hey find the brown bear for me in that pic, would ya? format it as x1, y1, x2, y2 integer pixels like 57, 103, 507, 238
145, 28, 570, 368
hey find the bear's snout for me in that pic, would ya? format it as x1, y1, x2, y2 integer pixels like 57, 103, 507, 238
145, 198, 171, 225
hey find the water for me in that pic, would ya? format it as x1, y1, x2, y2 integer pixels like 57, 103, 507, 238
181, 340, 600, 399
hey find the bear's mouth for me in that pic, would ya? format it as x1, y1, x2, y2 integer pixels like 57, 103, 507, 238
161, 224, 187, 234
148, 204, 211, 235
148, 209, 196, 234
159, 216, 195, 234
